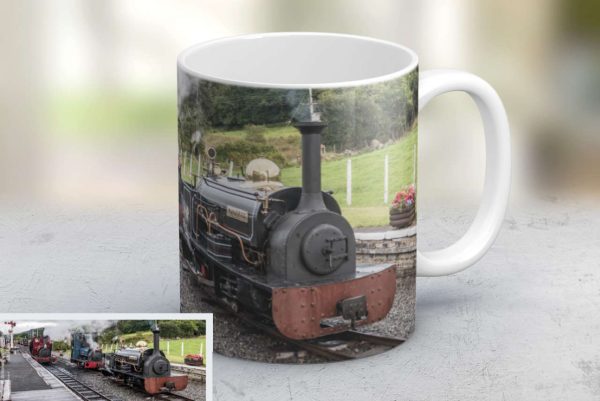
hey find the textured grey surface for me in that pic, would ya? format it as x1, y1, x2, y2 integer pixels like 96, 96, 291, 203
2, 199, 599, 400
213, 199, 600, 401
0, 201, 180, 312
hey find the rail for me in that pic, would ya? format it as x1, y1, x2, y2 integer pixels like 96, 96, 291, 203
44, 365, 123, 401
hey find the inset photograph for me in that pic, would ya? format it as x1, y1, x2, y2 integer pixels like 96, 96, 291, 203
0, 314, 211, 401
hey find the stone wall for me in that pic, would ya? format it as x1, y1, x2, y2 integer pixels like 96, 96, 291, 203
355, 227, 416, 277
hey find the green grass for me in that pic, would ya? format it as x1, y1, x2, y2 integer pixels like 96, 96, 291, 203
151, 337, 206, 364
208, 124, 298, 140
340, 206, 391, 227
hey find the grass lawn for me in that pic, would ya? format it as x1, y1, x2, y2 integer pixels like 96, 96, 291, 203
340, 206, 391, 228
153, 337, 206, 364
207, 124, 298, 140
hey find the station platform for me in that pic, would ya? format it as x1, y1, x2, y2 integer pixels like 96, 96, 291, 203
1, 350, 80, 401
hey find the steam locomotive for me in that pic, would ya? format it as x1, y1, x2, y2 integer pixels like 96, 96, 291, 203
71, 332, 104, 369
180, 112, 397, 340
29, 335, 57, 364
101, 324, 188, 395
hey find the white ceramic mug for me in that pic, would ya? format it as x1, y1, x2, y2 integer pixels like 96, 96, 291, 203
178, 32, 510, 363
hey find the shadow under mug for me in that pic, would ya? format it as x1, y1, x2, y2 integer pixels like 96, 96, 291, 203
178, 32, 510, 363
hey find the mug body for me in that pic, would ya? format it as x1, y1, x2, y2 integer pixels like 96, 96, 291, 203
178, 33, 418, 363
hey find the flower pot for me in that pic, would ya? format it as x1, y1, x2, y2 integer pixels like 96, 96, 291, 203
389, 204, 415, 229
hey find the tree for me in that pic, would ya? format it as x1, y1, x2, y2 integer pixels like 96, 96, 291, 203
316, 71, 418, 150
116, 321, 151, 334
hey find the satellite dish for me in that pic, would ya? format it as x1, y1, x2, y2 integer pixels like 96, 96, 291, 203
245, 158, 280, 180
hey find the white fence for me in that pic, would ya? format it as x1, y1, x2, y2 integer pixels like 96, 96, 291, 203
344, 144, 416, 206
102, 341, 204, 357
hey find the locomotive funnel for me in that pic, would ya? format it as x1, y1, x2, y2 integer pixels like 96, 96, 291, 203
151, 323, 161, 355
294, 120, 327, 212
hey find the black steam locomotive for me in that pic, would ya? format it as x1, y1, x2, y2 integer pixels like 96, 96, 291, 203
101, 324, 188, 394
180, 114, 396, 340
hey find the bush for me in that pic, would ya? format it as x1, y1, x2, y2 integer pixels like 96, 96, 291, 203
215, 140, 286, 169
99, 327, 118, 344
117, 321, 150, 334
157, 320, 206, 338
244, 124, 267, 143
53, 340, 70, 352
315, 70, 418, 150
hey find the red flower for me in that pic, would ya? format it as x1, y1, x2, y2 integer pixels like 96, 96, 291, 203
391, 185, 416, 209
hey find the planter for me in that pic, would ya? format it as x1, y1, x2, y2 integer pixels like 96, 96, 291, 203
389, 203, 415, 229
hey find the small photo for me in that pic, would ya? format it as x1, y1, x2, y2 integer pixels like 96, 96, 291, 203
0, 314, 212, 401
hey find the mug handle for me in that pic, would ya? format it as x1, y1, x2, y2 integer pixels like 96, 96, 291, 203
417, 70, 511, 277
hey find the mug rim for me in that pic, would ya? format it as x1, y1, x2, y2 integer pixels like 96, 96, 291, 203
178, 32, 419, 89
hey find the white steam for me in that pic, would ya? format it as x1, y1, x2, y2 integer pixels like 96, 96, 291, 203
13, 321, 116, 346
178, 69, 197, 109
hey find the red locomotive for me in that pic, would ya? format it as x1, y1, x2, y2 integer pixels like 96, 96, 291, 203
30, 335, 57, 364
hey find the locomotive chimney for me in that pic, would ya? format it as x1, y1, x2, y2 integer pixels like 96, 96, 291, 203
294, 92, 327, 212
151, 322, 160, 355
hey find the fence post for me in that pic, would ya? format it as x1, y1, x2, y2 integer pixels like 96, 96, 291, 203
346, 158, 352, 206
200, 343, 203, 355
167, 341, 170, 355
413, 144, 417, 183
384, 154, 389, 204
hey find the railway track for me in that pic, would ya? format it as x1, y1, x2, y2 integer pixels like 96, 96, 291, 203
153, 392, 197, 401
44, 365, 123, 401
207, 297, 405, 362
242, 312, 404, 361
